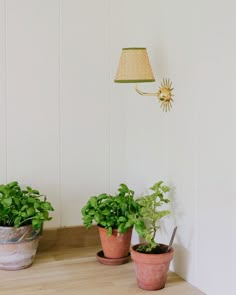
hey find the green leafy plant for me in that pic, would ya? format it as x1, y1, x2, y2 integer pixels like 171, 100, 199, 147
135, 181, 171, 253
81, 183, 141, 236
0, 181, 54, 230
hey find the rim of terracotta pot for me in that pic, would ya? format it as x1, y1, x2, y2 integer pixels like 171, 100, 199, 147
97, 225, 133, 235
130, 243, 174, 262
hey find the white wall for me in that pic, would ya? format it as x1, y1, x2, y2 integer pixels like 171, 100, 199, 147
0, 0, 113, 227
111, 1, 236, 294
0, 1, 235, 294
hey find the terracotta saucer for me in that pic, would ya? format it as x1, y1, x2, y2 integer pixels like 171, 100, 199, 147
96, 250, 130, 266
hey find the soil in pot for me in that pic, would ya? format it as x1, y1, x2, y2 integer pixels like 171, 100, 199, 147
136, 243, 169, 254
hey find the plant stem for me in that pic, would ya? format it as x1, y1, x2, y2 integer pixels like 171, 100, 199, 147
152, 220, 157, 241
18, 217, 34, 226
152, 199, 157, 241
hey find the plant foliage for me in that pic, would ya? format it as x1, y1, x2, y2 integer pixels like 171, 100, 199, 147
135, 181, 171, 253
0, 181, 54, 230
81, 184, 142, 236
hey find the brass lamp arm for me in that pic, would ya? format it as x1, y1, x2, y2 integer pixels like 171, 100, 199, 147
134, 84, 157, 97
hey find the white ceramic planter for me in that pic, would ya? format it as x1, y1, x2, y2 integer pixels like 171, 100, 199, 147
0, 225, 41, 270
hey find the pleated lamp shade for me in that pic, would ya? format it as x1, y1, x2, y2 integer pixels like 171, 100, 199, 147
114, 48, 155, 83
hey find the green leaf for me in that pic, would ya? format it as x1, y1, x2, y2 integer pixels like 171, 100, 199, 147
107, 227, 112, 237
1, 198, 12, 208
34, 201, 40, 209
88, 209, 95, 216
12, 197, 20, 207
119, 183, 129, 191
118, 216, 127, 222
94, 213, 100, 223
99, 221, 107, 227
21, 205, 28, 211
124, 221, 133, 229
97, 194, 108, 201
20, 212, 27, 218
81, 206, 88, 215
89, 197, 97, 208
14, 216, 21, 227
27, 208, 35, 217
40, 202, 54, 211
32, 219, 41, 230
102, 209, 110, 215
8, 181, 19, 188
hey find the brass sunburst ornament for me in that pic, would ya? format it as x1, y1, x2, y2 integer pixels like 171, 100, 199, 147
157, 79, 174, 112
134, 78, 174, 112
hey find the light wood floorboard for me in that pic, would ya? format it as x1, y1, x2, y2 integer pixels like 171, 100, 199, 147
0, 246, 205, 295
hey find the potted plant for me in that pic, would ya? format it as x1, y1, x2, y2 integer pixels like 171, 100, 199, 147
81, 183, 141, 264
0, 181, 54, 270
131, 181, 174, 291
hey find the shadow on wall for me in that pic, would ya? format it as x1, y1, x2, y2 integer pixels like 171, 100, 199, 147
168, 183, 193, 279
172, 243, 191, 279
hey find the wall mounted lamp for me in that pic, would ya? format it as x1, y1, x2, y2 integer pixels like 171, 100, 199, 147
114, 47, 174, 112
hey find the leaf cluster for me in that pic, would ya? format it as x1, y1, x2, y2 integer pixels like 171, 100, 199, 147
81, 184, 141, 236
0, 181, 54, 230
135, 181, 171, 252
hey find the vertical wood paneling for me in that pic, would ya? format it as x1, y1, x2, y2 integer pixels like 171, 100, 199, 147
5, 0, 60, 227
233, 130, 236, 294
0, 0, 7, 183
60, 0, 110, 225
192, 2, 235, 294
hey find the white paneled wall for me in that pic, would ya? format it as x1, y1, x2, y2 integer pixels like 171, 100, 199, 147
191, 2, 236, 293
0, 0, 113, 227
4, 0, 60, 226
0, 1, 236, 294
0, 0, 7, 183
60, 0, 110, 225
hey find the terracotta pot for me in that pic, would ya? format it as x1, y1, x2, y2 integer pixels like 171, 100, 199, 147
130, 243, 174, 291
0, 225, 41, 270
98, 226, 132, 259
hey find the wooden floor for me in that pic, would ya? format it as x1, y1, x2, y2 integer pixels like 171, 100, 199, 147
0, 246, 205, 295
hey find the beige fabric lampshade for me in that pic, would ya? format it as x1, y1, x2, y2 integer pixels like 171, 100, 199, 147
114, 48, 155, 83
